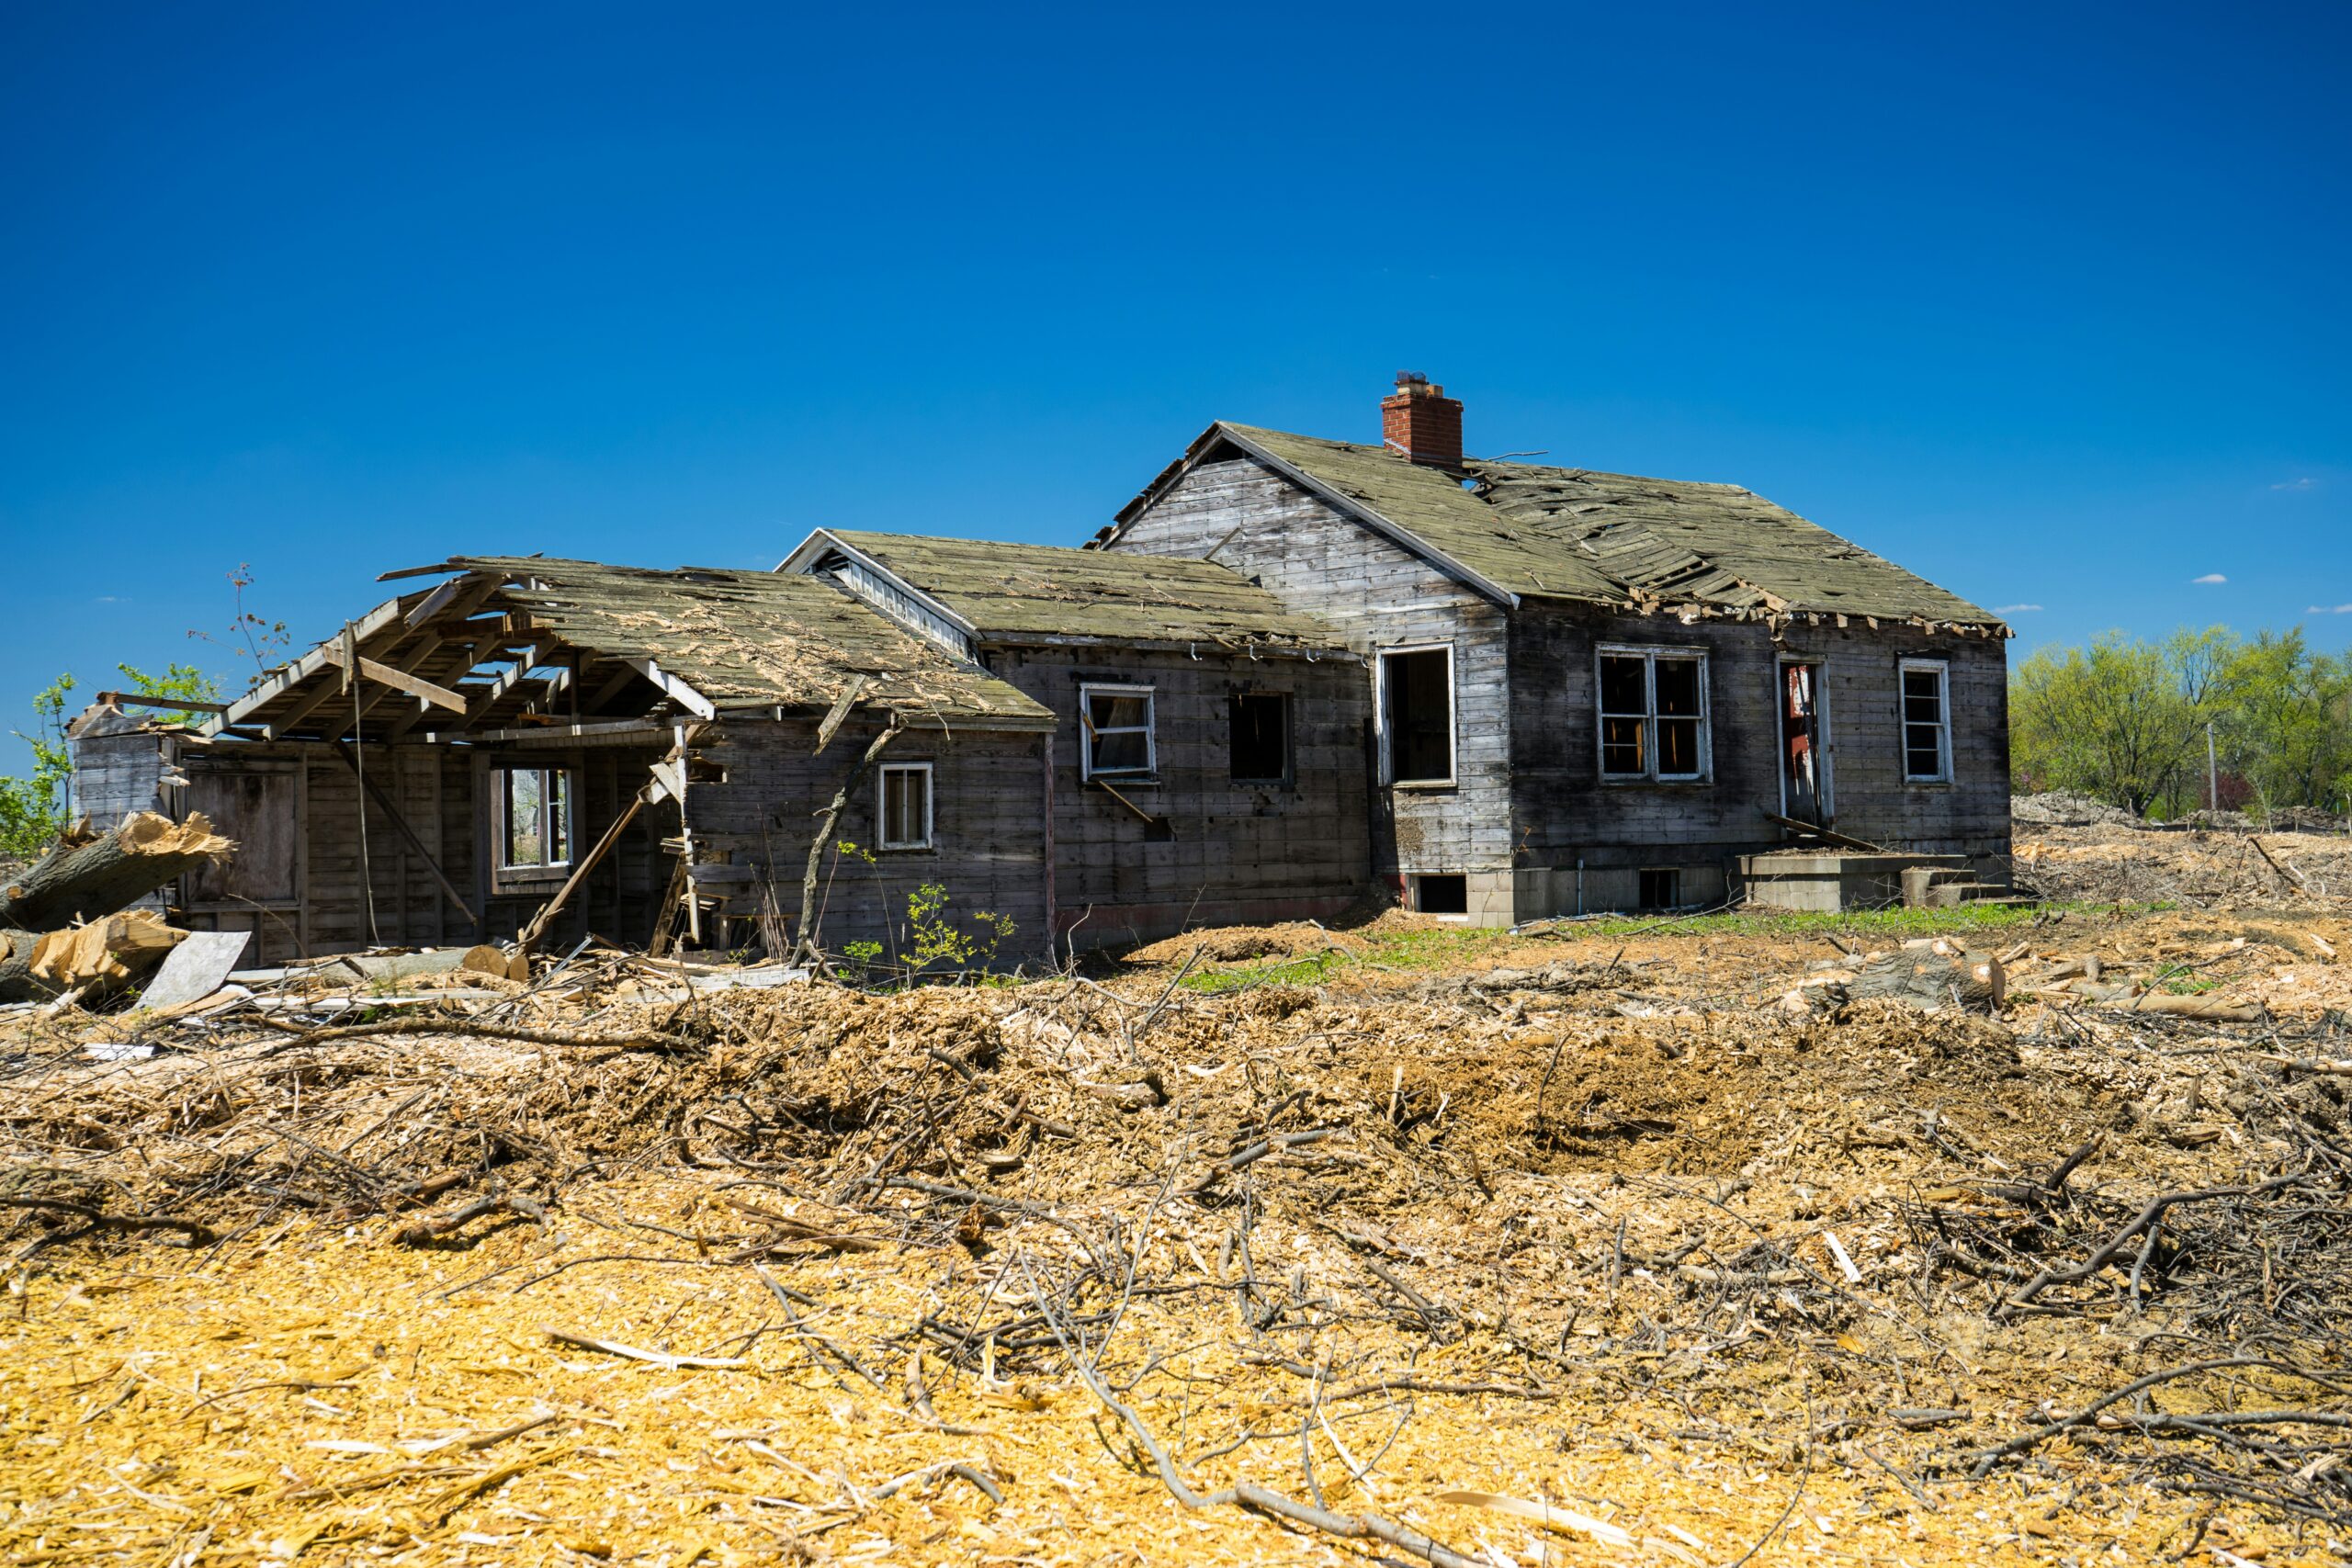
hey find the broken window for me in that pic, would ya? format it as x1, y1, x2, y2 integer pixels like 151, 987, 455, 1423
1228, 693, 1290, 784
498, 767, 571, 870
1901, 660, 1951, 782
878, 761, 933, 850
1380, 646, 1453, 784
1080, 683, 1155, 779
1598, 649, 1709, 781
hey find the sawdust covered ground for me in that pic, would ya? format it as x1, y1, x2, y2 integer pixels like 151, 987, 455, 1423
4, 887, 2351, 1564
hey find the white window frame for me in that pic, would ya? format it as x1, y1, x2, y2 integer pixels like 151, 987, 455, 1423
876, 761, 934, 851
1899, 659, 1953, 784
1595, 644, 1712, 784
1376, 642, 1457, 788
1079, 682, 1157, 781
494, 765, 574, 874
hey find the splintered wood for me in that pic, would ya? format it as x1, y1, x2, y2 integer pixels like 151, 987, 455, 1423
4, 901, 2349, 1565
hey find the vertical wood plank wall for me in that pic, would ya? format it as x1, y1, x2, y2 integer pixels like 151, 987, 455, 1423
983, 645, 1373, 946
684, 716, 1053, 964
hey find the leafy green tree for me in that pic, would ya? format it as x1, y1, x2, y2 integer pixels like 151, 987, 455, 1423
0, 674, 79, 856
2215, 633, 2352, 815
2010, 628, 2237, 816
114, 661, 222, 727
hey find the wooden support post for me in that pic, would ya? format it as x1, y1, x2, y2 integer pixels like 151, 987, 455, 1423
333, 745, 481, 928
516, 786, 649, 955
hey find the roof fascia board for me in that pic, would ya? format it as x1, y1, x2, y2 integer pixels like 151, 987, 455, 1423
209, 595, 411, 736
1114, 423, 1520, 610
780, 529, 989, 653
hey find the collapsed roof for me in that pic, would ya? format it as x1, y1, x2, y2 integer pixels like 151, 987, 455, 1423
207, 555, 1051, 743
784, 529, 1345, 653
1119, 423, 2006, 634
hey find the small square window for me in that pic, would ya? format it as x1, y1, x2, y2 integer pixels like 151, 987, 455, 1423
1229, 693, 1290, 783
1639, 868, 1681, 910
878, 761, 933, 850
1080, 684, 1156, 779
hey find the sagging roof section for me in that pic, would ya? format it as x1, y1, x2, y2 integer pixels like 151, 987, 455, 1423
209, 556, 1052, 742
786, 529, 1347, 652
1122, 423, 2007, 635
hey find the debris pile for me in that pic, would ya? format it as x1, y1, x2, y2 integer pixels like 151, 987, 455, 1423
3, 895, 2348, 1563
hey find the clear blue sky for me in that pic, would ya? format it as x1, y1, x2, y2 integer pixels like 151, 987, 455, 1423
4, 2, 2346, 770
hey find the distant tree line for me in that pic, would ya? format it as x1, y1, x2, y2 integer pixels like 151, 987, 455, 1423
2010, 627, 2352, 819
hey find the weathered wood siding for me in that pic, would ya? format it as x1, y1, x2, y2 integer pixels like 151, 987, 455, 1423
1108, 455, 1510, 880
684, 716, 1052, 965
979, 644, 1372, 946
1506, 604, 2010, 911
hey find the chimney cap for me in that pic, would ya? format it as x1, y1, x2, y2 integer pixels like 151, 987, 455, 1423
1395, 370, 1427, 388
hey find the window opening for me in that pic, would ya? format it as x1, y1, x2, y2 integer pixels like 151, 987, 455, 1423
1638, 868, 1681, 910
1901, 661, 1951, 782
1412, 873, 1468, 915
1598, 649, 1709, 781
878, 761, 933, 850
1080, 684, 1156, 779
499, 767, 571, 870
1381, 647, 1453, 784
1228, 693, 1290, 783
1780, 661, 1826, 824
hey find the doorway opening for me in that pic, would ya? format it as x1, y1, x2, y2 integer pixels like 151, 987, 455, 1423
1779, 661, 1828, 825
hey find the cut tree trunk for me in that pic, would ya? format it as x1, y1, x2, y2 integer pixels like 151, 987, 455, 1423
1846, 951, 2006, 1013
0, 912, 186, 1004
0, 813, 232, 931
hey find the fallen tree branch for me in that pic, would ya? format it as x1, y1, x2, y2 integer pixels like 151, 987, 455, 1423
1996, 1172, 2305, 1317
259, 1017, 691, 1056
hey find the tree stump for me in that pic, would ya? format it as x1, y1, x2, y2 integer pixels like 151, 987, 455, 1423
1846, 950, 2006, 1013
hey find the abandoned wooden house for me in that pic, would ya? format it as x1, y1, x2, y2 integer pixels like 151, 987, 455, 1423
1102, 375, 2013, 921
72, 558, 1063, 964
70, 372, 2011, 959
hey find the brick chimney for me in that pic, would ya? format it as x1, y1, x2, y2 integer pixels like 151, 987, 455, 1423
1380, 371, 1463, 468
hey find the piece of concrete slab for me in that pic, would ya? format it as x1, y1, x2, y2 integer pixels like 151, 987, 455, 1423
139, 930, 252, 1010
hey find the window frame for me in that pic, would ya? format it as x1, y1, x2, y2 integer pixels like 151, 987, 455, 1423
1899, 658, 1954, 784
1594, 644, 1713, 784
1227, 691, 1293, 785
493, 765, 575, 876
1079, 682, 1158, 782
876, 760, 935, 851
1376, 642, 1458, 789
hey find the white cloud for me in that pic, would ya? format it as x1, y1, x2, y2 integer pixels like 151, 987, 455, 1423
1994, 604, 2043, 614
91, 595, 124, 604
2272, 477, 2315, 491
2192, 573, 2228, 584
2307, 604, 2352, 615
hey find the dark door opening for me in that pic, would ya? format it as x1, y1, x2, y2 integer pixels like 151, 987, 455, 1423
1382, 648, 1453, 784
1780, 663, 1826, 825
1638, 868, 1682, 910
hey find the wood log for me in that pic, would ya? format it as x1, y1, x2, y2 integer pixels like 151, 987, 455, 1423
1844, 950, 2006, 1012
0, 812, 232, 931
0, 912, 185, 1003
